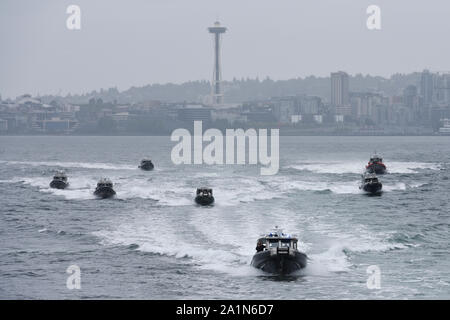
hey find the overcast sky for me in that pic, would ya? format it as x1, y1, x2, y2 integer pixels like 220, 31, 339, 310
1, 0, 449, 98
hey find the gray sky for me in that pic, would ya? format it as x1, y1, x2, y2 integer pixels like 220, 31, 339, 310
1, 0, 449, 98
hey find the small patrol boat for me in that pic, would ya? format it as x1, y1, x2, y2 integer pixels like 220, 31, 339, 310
138, 159, 154, 171
359, 172, 382, 194
49, 171, 69, 189
251, 227, 307, 274
195, 188, 214, 206
94, 178, 116, 199
366, 153, 387, 174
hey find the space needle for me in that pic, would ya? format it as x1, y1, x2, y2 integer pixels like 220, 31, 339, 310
208, 21, 227, 105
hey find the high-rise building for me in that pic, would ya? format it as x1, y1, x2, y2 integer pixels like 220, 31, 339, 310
403, 85, 418, 108
331, 71, 350, 115
435, 73, 450, 104
420, 69, 434, 105
444, 74, 450, 103
403, 85, 424, 123
350, 92, 388, 124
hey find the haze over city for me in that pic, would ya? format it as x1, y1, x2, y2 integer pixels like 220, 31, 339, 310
1, 0, 450, 98
1, 1, 450, 303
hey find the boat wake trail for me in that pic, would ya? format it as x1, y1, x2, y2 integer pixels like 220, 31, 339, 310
287, 161, 441, 174
10, 176, 97, 200
0, 160, 136, 170
93, 209, 259, 276
93, 201, 411, 278
305, 230, 410, 276
267, 177, 422, 195
2, 171, 427, 202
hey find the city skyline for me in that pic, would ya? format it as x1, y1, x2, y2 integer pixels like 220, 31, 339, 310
2, 69, 449, 102
2, 68, 450, 136
1, 0, 450, 98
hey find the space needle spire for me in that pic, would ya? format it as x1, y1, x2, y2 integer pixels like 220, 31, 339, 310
208, 21, 227, 105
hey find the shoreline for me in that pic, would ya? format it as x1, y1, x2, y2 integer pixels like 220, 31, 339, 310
0, 133, 448, 137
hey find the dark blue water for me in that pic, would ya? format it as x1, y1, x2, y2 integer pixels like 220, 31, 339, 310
0, 136, 449, 299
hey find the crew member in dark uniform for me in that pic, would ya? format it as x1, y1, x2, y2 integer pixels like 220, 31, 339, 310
256, 241, 265, 252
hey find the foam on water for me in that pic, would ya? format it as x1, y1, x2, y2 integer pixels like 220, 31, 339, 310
6, 174, 190, 203
114, 174, 281, 205
213, 184, 283, 206
91, 189, 415, 279
6, 173, 280, 205
288, 161, 440, 174
302, 219, 411, 276
93, 205, 323, 276
306, 245, 352, 274
0, 178, 23, 183
0, 160, 136, 170
20, 176, 97, 200
116, 179, 193, 205
305, 238, 407, 276
271, 178, 360, 194
7, 171, 425, 203
269, 177, 419, 195
94, 212, 253, 275
94, 205, 407, 277
1, 136, 449, 299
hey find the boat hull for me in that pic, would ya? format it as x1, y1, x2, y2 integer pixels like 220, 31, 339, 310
195, 195, 214, 206
251, 250, 307, 274
139, 163, 154, 171
94, 186, 116, 199
366, 163, 386, 174
361, 182, 382, 194
49, 180, 68, 189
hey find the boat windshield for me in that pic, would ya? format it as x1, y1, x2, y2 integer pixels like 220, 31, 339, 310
280, 240, 290, 248
197, 189, 212, 196
268, 240, 279, 248
98, 183, 112, 188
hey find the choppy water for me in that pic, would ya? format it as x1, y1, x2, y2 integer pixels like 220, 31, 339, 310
0, 136, 449, 299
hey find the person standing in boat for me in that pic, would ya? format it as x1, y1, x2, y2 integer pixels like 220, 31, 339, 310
256, 241, 265, 252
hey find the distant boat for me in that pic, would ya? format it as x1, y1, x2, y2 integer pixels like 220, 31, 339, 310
359, 173, 382, 194
366, 153, 387, 174
138, 159, 154, 171
94, 178, 116, 199
195, 188, 214, 206
49, 171, 69, 189
251, 227, 307, 274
